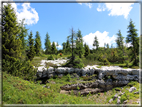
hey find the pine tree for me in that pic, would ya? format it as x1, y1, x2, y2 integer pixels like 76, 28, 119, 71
93, 36, 99, 51
45, 32, 51, 54
65, 36, 71, 53
27, 31, 35, 61
51, 42, 57, 54
2, 4, 22, 60
56, 42, 59, 51
18, 19, 28, 52
126, 19, 139, 65
34, 31, 41, 56
76, 29, 84, 58
62, 42, 66, 53
84, 43, 90, 57
115, 30, 125, 63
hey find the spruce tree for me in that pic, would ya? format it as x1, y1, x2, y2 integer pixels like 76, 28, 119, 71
93, 36, 99, 51
34, 31, 41, 56
2, 4, 22, 60
115, 30, 125, 63
76, 29, 84, 58
84, 43, 90, 57
45, 32, 51, 54
27, 31, 35, 61
126, 19, 139, 65
62, 42, 66, 53
51, 42, 57, 54
65, 36, 71, 53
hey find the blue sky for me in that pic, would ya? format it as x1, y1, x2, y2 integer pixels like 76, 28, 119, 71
3, 0, 140, 50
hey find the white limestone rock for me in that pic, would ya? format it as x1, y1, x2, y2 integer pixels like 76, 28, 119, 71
129, 87, 136, 92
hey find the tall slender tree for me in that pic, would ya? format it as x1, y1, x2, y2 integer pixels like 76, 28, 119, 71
2, 4, 22, 60
27, 31, 35, 61
126, 19, 139, 65
84, 43, 90, 57
34, 31, 41, 56
93, 36, 99, 51
76, 29, 84, 58
45, 32, 51, 54
51, 42, 57, 54
115, 30, 125, 62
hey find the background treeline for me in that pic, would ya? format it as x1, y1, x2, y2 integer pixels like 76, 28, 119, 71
2, 4, 141, 82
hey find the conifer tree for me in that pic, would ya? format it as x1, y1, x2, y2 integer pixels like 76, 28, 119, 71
34, 31, 41, 56
18, 19, 28, 52
2, 4, 22, 60
56, 42, 59, 51
76, 29, 84, 58
126, 19, 139, 65
62, 42, 66, 53
65, 36, 71, 53
84, 43, 90, 57
93, 36, 99, 51
45, 32, 51, 54
27, 31, 35, 61
51, 42, 57, 54
115, 30, 125, 63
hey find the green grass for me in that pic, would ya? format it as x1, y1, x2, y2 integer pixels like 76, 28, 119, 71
3, 71, 141, 104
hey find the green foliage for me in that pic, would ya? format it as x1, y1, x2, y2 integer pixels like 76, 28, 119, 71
18, 19, 28, 59
72, 57, 84, 68
2, 4, 22, 60
34, 31, 42, 56
66, 74, 71, 82
84, 43, 90, 57
47, 55, 54, 60
93, 36, 99, 51
2, 56, 37, 81
75, 29, 84, 58
27, 31, 36, 61
126, 19, 139, 66
51, 42, 57, 54
45, 32, 51, 54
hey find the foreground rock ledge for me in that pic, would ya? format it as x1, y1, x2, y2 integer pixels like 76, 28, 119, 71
60, 79, 131, 96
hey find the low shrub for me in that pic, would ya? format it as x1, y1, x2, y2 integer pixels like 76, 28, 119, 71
2, 55, 37, 81
47, 55, 54, 60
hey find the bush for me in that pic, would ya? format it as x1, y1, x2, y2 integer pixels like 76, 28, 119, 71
47, 55, 54, 60
2, 56, 37, 81
86, 54, 94, 61
72, 57, 84, 68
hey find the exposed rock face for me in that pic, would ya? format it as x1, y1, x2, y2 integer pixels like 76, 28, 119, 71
36, 65, 140, 83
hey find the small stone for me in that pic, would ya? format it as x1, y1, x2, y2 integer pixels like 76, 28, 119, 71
134, 91, 139, 94
43, 85, 46, 88
109, 98, 113, 103
123, 100, 128, 104
113, 94, 118, 100
117, 98, 121, 104
129, 87, 136, 92
118, 96, 121, 99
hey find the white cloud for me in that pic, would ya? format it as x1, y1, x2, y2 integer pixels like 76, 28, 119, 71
76, 0, 93, 8
3, 1, 39, 25
124, 42, 133, 47
97, 3, 134, 19
51, 42, 62, 49
78, 3, 82, 5
85, 3, 92, 8
83, 31, 117, 49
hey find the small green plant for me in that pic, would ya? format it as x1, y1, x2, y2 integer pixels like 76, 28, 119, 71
47, 55, 54, 60
66, 74, 71, 82
77, 86, 80, 90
